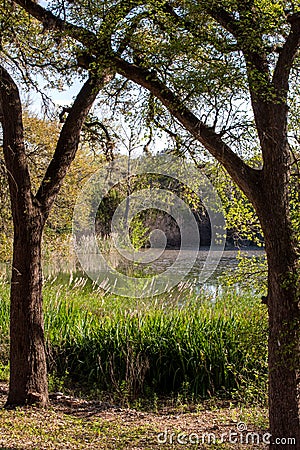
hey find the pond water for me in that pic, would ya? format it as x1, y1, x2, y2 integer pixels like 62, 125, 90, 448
51, 246, 265, 294
0, 247, 265, 296
136, 247, 264, 278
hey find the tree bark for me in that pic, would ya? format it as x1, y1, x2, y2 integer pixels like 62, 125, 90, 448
0, 66, 48, 407
266, 242, 299, 448
0, 65, 110, 407
254, 150, 300, 447
6, 206, 48, 407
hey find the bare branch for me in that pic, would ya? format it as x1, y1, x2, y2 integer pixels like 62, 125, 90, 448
83, 119, 116, 160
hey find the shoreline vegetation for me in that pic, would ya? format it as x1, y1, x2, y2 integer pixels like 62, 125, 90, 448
0, 273, 269, 448
0, 275, 268, 405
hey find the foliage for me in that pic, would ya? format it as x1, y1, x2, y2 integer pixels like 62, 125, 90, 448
43, 282, 269, 405
1, 0, 299, 260
205, 162, 263, 247
0, 277, 268, 405
0, 111, 106, 262
220, 251, 268, 294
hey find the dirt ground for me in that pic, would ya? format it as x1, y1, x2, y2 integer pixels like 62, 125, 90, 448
0, 383, 268, 449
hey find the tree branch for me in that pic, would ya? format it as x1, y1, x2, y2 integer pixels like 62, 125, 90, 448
14, 0, 263, 201
163, 2, 239, 37
83, 119, 116, 161
273, 13, 300, 94
162, 2, 271, 149
0, 65, 33, 212
35, 70, 114, 216
14, 0, 142, 57
116, 11, 148, 56
207, 6, 240, 37
113, 56, 262, 201
14, 0, 96, 47
205, 1, 268, 83
162, 2, 239, 54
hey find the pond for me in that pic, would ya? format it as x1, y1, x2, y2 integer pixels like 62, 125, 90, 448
0, 247, 265, 297
49, 246, 265, 295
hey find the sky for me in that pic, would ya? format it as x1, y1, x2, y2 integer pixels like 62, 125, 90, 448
24, 75, 85, 115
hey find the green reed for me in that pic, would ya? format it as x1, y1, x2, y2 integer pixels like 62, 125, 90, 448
0, 276, 268, 404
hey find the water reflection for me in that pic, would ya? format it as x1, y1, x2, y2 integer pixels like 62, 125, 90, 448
0, 247, 265, 294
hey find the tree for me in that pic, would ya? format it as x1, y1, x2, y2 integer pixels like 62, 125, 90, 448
4, 0, 300, 445
0, 111, 109, 264
0, 64, 113, 406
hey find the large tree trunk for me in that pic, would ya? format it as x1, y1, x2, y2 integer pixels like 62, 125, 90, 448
0, 64, 107, 407
255, 151, 300, 447
0, 65, 48, 407
6, 204, 48, 407
262, 226, 299, 447
266, 244, 299, 448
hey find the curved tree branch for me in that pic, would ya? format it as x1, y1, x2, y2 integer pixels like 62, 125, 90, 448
13, 0, 96, 46
36, 70, 114, 216
113, 57, 262, 201
0, 65, 33, 213
273, 13, 300, 94
14, 0, 262, 201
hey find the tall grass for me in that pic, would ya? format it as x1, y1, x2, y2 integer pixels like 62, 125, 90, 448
0, 276, 268, 404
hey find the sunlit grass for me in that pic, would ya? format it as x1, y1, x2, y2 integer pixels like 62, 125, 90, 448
0, 402, 268, 449
0, 275, 268, 405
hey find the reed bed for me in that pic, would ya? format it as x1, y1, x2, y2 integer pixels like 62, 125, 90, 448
0, 276, 268, 404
